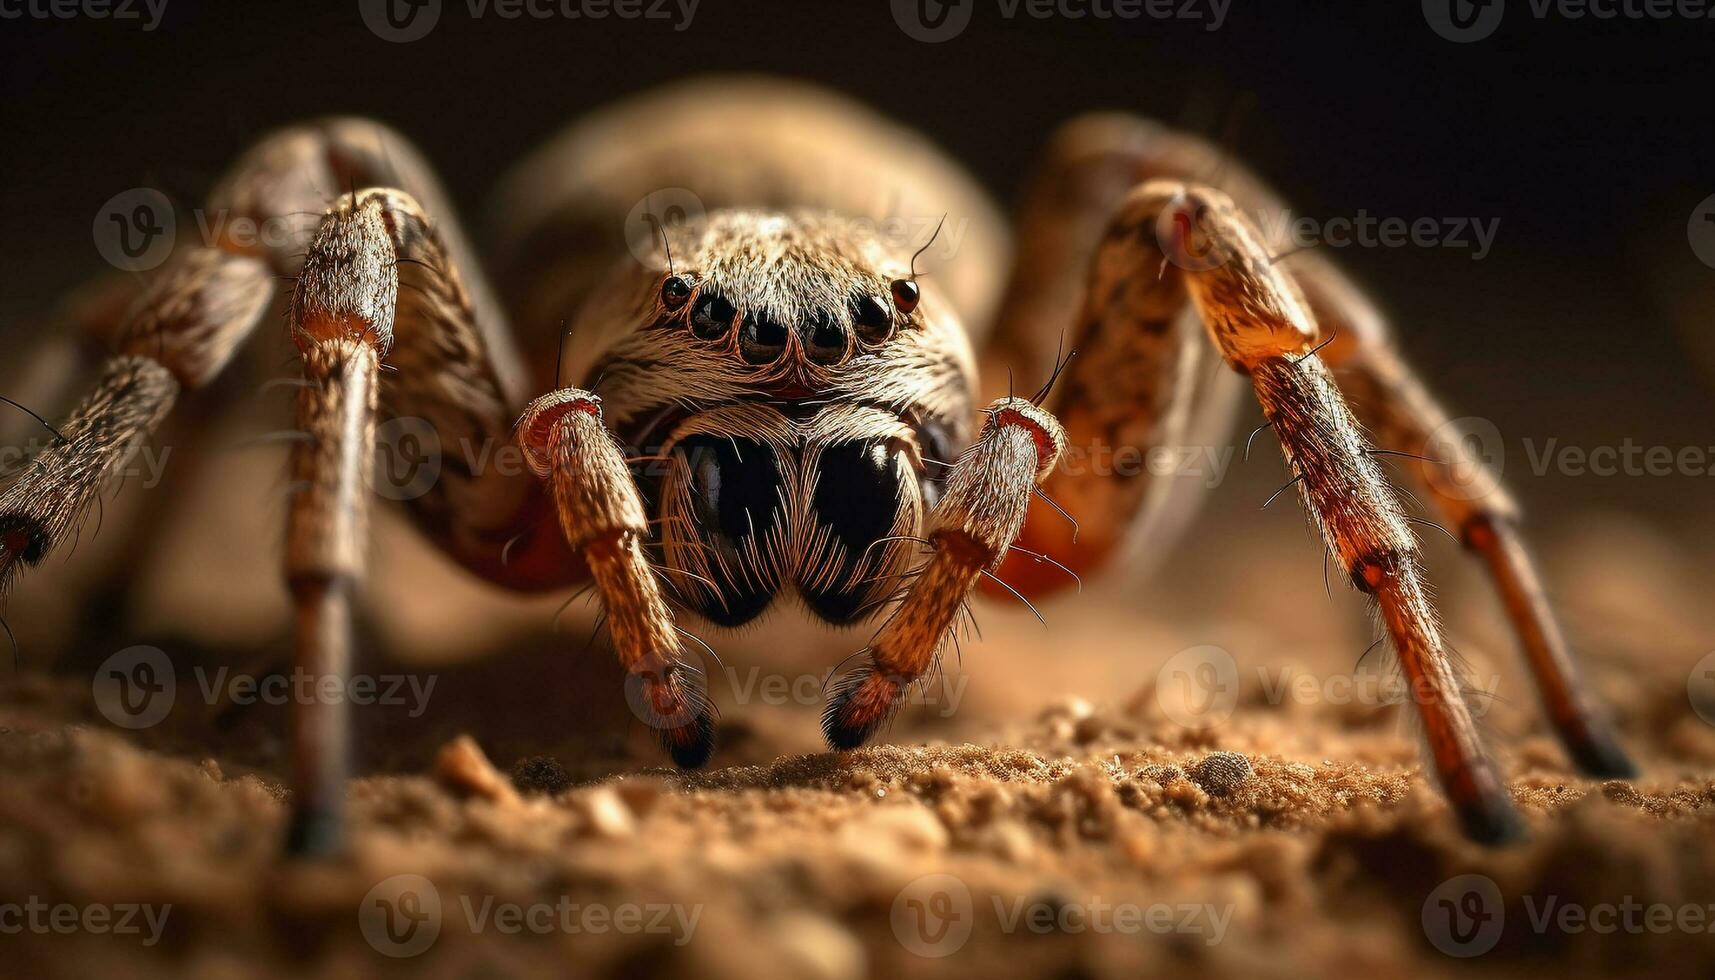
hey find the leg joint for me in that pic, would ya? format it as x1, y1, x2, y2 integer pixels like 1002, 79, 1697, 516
1349, 548, 1407, 596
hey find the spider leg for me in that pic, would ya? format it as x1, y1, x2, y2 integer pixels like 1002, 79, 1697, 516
989, 114, 1246, 591
1045, 115, 1629, 780
3, 121, 583, 858
0, 246, 274, 597
0, 118, 576, 603
516, 389, 715, 766
1068, 179, 1524, 841
991, 118, 1531, 842
988, 113, 1277, 380
280, 336, 375, 857
822, 397, 1065, 748
1297, 252, 1635, 778
282, 182, 587, 854
0, 273, 140, 451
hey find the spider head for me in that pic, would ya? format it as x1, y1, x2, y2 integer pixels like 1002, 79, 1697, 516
561, 209, 977, 628
571, 209, 976, 437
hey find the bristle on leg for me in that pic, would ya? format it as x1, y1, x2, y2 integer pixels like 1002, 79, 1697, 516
1249, 353, 1527, 846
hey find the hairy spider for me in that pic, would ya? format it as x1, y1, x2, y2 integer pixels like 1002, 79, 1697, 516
0, 77, 1631, 853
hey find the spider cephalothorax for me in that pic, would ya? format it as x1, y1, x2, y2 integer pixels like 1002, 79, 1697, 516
564, 211, 976, 432
565, 211, 976, 627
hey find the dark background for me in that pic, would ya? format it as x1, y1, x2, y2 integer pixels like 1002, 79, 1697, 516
2, 0, 1712, 524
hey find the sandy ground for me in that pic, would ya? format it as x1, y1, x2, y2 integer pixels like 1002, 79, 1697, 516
3, 424, 1715, 978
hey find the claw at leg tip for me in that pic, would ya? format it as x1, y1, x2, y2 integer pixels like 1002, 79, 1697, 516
1453, 779, 1529, 847
821, 664, 902, 751
641, 665, 717, 769
1565, 724, 1638, 780
1461, 802, 1529, 847
662, 710, 718, 769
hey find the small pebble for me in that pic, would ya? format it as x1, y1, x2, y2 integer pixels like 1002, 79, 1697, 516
573, 786, 637, 839
840, 804, 949, 854
1189, 752, 1254, 797
765, 911, 866, 980
1039, 696, 1094, 723
1600, 780, 1643, 806
1072, 716, 1105, 745
615, 775, 669, 818
434, 736, 521, 806
510, 755, 572, 796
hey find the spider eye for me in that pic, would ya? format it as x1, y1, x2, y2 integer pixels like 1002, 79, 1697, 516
889, 278, 920, 315
661, 275, 693, 310
851, 293, 893, 345
803, 308, 849, 365
690, 292, 736, 340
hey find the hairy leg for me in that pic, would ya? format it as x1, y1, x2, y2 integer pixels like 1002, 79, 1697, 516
1, 119, 572, 602
1296, 252, 1634, 777
995, 115, 1626, 838
1024, 115, 1633, 781
988, 113, 1278, 381
0, 248, 272, 596
516, 389, 715, 766
0, 274, 139, 450
1000, 156, 1524, 840
822, 397, 1066, 747
284, 176, 602, 851
989, 115, 1246, 592
280, 329, 377, 854
1160, 179, 1521, 839
1, 122, 581, 857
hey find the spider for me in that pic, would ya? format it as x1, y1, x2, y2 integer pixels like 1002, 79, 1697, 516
0, 77, 1631, 853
